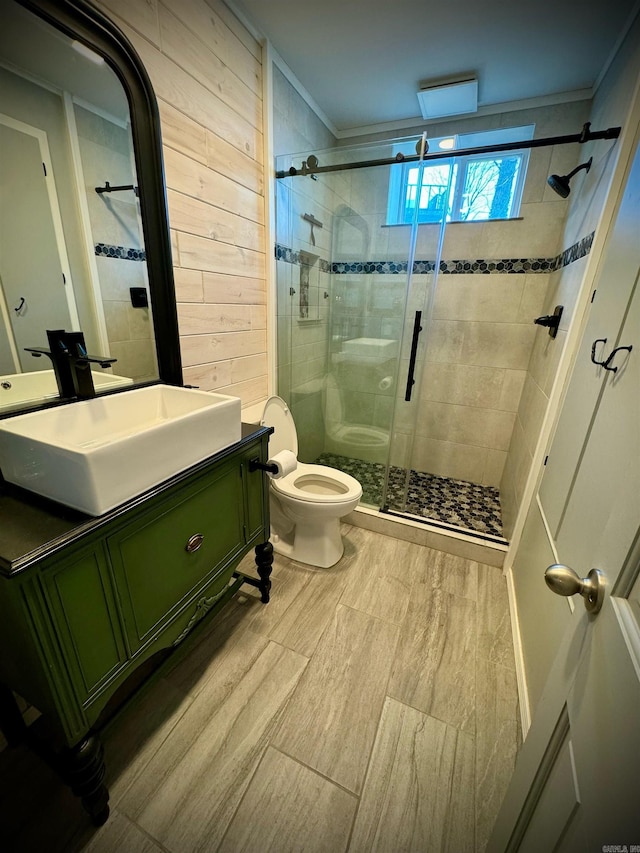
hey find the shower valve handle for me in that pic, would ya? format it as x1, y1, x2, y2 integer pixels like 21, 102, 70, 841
534, 305, 563, 339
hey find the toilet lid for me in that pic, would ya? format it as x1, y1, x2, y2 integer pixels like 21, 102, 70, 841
262, 396, 298, 457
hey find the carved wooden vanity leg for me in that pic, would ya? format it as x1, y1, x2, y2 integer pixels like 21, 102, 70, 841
254, 541, 273, 603
0, 682, 27, 747
60, 733, 110, 826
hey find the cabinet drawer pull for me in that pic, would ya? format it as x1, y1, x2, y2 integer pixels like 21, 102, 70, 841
185, 533, 204, 553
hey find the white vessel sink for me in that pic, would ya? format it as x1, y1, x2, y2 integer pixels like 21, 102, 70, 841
0, 384, 242, 515
0, 369, 134, 413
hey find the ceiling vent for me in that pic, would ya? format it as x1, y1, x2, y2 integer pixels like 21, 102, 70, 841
417, 76, 478, 120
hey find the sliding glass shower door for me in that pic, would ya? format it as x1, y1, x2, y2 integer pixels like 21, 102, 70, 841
275, 140, 424, 505
275, 140, 509, 541
276, 125, 577, 543
382, 149, 514, 541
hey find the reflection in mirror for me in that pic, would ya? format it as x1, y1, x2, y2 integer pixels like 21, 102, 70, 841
0, 0, 171, 415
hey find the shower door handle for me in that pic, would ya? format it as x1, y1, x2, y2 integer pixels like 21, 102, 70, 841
404, 310, 423, 401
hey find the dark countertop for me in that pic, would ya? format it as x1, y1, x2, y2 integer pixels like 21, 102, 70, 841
0, 423, 270, 578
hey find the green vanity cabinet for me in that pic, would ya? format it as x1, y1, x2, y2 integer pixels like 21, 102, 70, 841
0, 425, 274, 826
108, 456, 246, 652
39, 540, 129, 728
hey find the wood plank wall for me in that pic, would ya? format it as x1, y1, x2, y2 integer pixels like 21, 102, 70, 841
95, 0, 268, 405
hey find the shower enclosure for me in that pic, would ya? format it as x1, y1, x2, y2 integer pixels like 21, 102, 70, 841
273, 124, 616, 544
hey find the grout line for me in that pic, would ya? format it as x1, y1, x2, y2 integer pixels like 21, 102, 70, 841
120, 810, 176, 853
213, 744, 273, 852
384, 692, 477, 741
337, 600, 407, 629
342, 700, 385, 851
343, 627, 404, 848
266, 745, 362, 800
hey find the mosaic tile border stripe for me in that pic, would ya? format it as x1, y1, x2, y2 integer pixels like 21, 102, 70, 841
555, 231, 593, 269
332, 258, 557, 275
274, 244, 331, 272
95, 243, 146, 262
275, 231, 594, 276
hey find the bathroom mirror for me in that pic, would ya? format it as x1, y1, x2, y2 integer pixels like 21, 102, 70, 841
0, 0, 181, 417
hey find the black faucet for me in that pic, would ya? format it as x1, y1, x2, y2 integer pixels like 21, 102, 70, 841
25, 329, 117, 400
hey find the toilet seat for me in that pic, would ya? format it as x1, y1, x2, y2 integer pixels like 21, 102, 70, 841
272, 462, 361, 504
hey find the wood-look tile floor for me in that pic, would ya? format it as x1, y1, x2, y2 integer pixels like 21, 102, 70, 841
0, 524, 521, 853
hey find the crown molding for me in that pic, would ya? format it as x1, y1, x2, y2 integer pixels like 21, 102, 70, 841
270, 50, 338, 138
221, 0, 338, 139
593, 0, 640, 93
219, 0, 263, 42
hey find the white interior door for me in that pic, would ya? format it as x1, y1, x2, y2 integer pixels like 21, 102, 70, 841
488, 135, 640, 849
0, 116, 77, 373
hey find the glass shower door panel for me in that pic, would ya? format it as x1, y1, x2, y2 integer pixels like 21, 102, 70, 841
275, 150, 339, 465
321, 164, 413, 508
384, 218, 446, 515
274, 171, 294, 405
385, 158, 508, 541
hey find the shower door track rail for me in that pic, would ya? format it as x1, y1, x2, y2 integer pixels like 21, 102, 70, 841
380, 506, 509, 547
276, 122, 620, 178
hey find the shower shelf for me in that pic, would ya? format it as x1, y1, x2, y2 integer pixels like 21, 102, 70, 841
341, 337, 399, 359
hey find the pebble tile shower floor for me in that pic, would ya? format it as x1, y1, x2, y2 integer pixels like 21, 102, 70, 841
316, 453, 505, 539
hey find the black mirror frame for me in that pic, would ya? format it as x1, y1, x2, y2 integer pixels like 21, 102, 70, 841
16, 0, 183, 386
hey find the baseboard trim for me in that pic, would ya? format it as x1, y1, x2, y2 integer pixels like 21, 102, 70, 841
505, 564, 532, 736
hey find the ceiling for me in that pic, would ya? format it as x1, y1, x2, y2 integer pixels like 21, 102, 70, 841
0, 0, 129, 122
231, 0, 640, 135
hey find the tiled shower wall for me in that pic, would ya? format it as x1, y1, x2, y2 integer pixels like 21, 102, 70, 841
414, 156, 580, 500
338, 104, 605, 537
500, 254, 590, 536
271, 70, 622, 549
273, 97, 600, 522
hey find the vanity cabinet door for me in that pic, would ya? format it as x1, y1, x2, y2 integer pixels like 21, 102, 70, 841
108, 459, 245, 651
41, 542, 128, 710
243, 444, 269, 543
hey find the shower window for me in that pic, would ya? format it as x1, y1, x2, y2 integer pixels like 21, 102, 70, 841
400, 162, 451, 223
386, 124, 534, 224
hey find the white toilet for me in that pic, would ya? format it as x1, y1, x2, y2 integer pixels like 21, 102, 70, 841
260, 396, 362, 568
323, 373, 390, 464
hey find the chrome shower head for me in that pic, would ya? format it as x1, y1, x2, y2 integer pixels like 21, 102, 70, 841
547, 157, 593, 198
